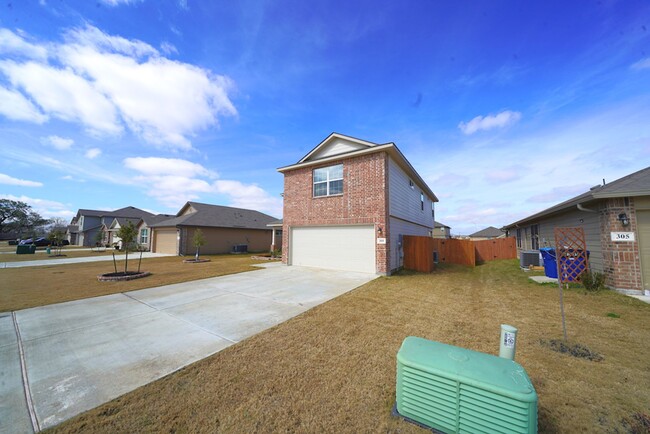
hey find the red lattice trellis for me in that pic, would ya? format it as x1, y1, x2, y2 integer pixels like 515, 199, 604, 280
554, 227, 589, 284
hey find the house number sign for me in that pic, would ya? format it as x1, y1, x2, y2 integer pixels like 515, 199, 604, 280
610, 232, 635, 242
376, 238, 386, 245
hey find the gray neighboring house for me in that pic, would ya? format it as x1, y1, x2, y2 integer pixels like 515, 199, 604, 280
503, 166, 650, 294
150, 201, 278, 255
469, 226, 505, 240
67, 206, 154, 246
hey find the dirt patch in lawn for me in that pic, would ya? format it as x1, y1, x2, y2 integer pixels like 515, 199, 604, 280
47, 260, 650, 433
0, 255, 264, 311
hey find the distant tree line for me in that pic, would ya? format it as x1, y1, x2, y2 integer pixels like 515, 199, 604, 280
0, 199, 53, 239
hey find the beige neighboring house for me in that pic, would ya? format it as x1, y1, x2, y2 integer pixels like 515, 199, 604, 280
468, 226, 506, 240
433, 221, 451, 239
150, 201, 277, 255
136, 214, 175, 251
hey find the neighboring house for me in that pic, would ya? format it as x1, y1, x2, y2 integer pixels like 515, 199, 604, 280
149, 201, 277, 255
136, 214, 175, 251
433, 221, 451, 239
67, 206, 154, 247
267, 219, 283, 252
503, 166, 650, 294
106, 217, 142, 248
468, 226, 505, 240
278, 132, 438, 275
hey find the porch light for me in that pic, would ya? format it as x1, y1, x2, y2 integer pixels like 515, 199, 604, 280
618, 213, 630, 226
377, 226, 383, 235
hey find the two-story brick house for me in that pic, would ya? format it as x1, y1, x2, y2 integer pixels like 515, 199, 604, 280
278, 133, 438, 275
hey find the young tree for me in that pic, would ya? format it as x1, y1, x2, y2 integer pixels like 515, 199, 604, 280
48, 228, 66, 256
115, 221, 138, 273
94, 228, 106, 250
193, 228, 206, 261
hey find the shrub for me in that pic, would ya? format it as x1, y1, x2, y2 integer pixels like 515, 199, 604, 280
581, 271, 606, 292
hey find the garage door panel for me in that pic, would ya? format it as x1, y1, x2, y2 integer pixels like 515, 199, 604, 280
290, 226, 375, 273
154, 229, 177, 254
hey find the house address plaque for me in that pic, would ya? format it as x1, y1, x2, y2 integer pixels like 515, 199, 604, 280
611, 232, 635, 242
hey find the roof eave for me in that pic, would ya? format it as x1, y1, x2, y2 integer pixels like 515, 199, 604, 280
278, 143, 438, 202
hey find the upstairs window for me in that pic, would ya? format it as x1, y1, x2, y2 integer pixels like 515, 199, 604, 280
313, 164, 343, 197
420, 192, 425, 211
431, 202, 435, 219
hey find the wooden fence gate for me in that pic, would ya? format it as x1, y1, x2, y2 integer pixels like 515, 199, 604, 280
403, 236, 517, 272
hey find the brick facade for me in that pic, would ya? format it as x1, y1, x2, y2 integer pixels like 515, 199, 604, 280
599, 198, 642, 292
282, 152, 390, 274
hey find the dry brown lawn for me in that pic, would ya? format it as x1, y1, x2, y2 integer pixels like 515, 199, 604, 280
1, 255, 269, 311
0, 249, 116, 263
46, 260, 650, 433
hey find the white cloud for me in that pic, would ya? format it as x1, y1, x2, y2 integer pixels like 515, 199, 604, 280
214, 180, 282, 217
630, 57, 650, 71
458, 110, 522, 135
0, 173, 43, 187
160, 42, 178, 56
0, 26, 237, 150
124, 157, 217, 178
0, 60, 122, 135
42, 135, 74, 150
0, 85, 47, 123
85, 148, 102, 159
0, 194, 74, 219
99, 0, 144, 6
484, 167, 521, 184
0, 28, 47, 60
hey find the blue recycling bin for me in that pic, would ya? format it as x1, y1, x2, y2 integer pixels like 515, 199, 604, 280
559, 249, 590, 282
539, 248, 558, 278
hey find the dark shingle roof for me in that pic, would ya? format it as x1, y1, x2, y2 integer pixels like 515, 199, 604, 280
77, 206, 154, 219
151, 202, 278, 230
504, 166, 650, 228
434, 221, 450, 229
142, 214, 176, 226
469, 226, 504, 238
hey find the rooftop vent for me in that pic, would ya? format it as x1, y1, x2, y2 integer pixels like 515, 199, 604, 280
395, 337, 538, 434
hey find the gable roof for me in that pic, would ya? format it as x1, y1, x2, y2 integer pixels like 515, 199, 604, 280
469, 226, 504, 238
434, 221, 451, 229
278, 133, 438, 202
141, 214, 176, 226
108, 217, 142, 229
150, 202, 277, 230
76, 206, 154, 220
504, 166, 650, 228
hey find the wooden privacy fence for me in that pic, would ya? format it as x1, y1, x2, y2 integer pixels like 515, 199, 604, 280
403, 236, 517, 272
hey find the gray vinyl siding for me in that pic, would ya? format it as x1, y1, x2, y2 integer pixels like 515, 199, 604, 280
516, 208, 603, 273
389, 216, 432, 271
387, 157, 434, 229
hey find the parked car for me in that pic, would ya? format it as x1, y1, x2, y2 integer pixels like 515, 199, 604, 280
8, 240, 19, 245
18, 237, 60, 247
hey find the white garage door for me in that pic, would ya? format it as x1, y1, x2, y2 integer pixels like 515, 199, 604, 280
290, 225, 376, 273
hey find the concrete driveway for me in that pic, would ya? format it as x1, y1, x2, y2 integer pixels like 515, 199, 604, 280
1, 263, 377, 433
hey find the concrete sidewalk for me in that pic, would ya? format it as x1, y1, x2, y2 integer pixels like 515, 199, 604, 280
0, 263, 377, 432
0, 252, 171, 269
0, 248, 97, 255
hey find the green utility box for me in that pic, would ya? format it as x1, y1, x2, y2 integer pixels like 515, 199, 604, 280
16, 244, 37, 254
396, 336, 537, 434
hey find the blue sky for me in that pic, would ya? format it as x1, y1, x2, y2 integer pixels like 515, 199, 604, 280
1, 0, 649, 234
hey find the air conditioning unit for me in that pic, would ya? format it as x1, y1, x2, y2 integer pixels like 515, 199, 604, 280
520, 250, 541, 268
231, 244, 248, 254
395, 337, 538, 434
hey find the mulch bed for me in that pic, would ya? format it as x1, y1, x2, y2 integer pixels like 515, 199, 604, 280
182, 259, 211, 263
540, 339, 604, 362
97, 271, 151, 282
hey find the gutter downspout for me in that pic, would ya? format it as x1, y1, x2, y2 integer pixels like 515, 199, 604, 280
577, 203, 597, 213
